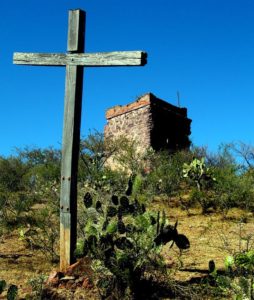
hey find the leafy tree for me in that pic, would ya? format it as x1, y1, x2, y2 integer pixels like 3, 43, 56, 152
0, 156, 28, 192
206, 144, 254, 214
16, 146, 61, 184
0, 155, 34, 225
79, 132, 130, 194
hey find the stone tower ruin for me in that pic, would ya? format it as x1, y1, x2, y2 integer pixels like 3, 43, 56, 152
104, 93, 191, 153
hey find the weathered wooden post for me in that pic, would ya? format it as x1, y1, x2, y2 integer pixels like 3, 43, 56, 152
13, 9, 147, 271
59, 10, 85, 272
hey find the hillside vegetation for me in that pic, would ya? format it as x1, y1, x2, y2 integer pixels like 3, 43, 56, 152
0, 133, 254, 299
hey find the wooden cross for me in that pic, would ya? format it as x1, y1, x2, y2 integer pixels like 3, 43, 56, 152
13, 9, 147, 271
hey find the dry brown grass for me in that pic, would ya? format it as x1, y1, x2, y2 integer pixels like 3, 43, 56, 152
0, 230, 56, 298
0, 203, 253, 299
157, 203, 254, 281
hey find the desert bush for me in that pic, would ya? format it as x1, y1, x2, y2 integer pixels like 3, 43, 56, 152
145, 150, 192, 197
0, 156, 33, 225
0, 190, 36, 226
0, 156, 29, 192
108, 137, 147, 175
79, 132, 129, 195
18, 178, 60, 263
210, 246, 254, 299
0, 147, 60, 261
0, 147, 61, 227
79, 131, 108, 183
207, 144, 254, 214
27, 274, 48, 299
183, 145, 254, 215
213, 167, 254, 215
17, 177, 60, 262
16, 146, 61, 182
19, 206, 59, 263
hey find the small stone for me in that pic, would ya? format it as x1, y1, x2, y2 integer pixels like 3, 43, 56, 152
49, 278, 59, 287
60, 276, 76, 281
75, 276, 85, 285
66, 280, 75, 289
65, 259, 82, 275
46, 270, 63, 286
82, 277, 93, 289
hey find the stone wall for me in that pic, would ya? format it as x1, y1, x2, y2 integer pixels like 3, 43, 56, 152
104, 93, 191, 153
104, 94, 153, 152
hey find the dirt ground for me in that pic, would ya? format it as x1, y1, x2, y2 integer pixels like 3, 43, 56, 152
0, 204, 253, 299
163, 206, 254, 280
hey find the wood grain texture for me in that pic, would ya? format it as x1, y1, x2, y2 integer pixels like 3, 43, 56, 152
67, 10, 85, 52
60, 213, 71, 272
13, 51, 147, 66
59, 10, 85, 272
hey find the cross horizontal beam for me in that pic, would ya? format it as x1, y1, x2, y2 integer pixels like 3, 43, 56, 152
13, 51, 147, 67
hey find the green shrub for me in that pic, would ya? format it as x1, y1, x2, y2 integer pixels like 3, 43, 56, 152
27, 274, 48, 299
0, 190, 36, 226
188, 188, 216, 212
145, 150, 192, 197
212, 250, 254, 299
79, 132, 129, 197
206, 145, 254, 215
204, 143, 254, 214
0, 147, 61, 228
19, 206, 59, 263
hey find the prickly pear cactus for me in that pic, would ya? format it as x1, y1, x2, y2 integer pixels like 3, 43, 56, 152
183, 158, 216, 190
0, 280, 18, 300
76, 178, 190, 298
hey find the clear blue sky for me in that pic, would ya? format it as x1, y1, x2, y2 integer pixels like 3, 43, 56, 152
1, 0, 254, 156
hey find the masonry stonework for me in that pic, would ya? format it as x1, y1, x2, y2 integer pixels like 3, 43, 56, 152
104, 93, 191, 153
